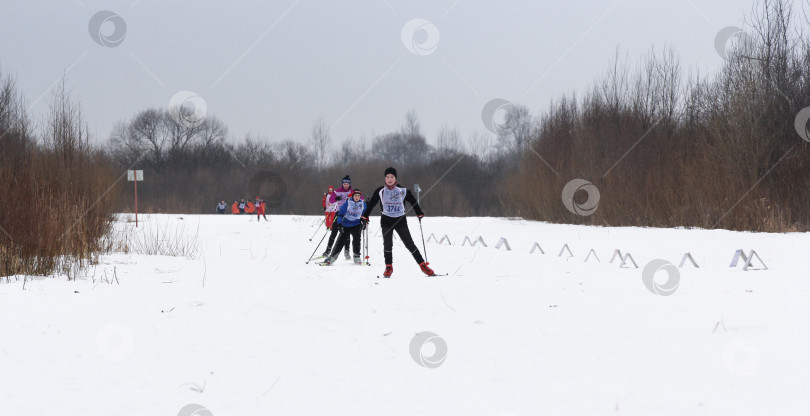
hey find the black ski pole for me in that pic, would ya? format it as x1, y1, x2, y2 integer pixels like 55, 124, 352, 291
309, 217, 326, 241
306, 227, 330, 264
418, 217, 427, 263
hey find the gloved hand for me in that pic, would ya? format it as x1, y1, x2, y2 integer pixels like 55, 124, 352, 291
334, 223, 343, 233
335, 196, 342, 201
360, 216, 369, 226
417, 214, 424, 221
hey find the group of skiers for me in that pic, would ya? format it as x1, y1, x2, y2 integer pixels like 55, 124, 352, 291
317, 168, 435, 278
217, 198, 268, 221
214, 167, 435, 278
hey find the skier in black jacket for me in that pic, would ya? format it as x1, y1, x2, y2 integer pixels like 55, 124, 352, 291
361, 167, 435, 277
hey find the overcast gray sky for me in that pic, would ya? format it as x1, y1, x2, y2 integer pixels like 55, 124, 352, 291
1, 0, 760, 147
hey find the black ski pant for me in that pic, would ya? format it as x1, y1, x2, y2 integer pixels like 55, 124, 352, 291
381, 216, 424, 265
329, 225, 361, 259
326, 225, 351, 252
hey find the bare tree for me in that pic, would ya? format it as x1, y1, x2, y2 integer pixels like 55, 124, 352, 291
108, 120, 141, 164
165, 112, 205, 155
197, 117, 228, 149
402, 109, 421, 139
436, 125, 464, 155
309, 116, 331, 170
44, 79, 92, 162
235, 135, 277, 167
497, 103, 533, 153
109, 107, 230, 167
370, 111, 431, 167
275, 140, 314, 168
107, 108, 167, 165
467, 130, 494, 162
339, 137, 369, 165
132, 108, 168, 163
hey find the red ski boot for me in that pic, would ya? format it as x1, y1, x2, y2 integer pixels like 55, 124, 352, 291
419, 262, 435, 276
383, 264, 393, 278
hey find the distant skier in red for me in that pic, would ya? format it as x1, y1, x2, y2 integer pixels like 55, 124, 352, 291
322, 185, 338, 230
255, 197, 268, 222
361, 167, 434, 277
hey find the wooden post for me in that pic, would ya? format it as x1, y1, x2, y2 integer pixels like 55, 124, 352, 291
128, 170, 143, 227
134, 175, 138, 227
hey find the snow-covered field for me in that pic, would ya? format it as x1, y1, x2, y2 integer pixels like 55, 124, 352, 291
1, 214, 808, 415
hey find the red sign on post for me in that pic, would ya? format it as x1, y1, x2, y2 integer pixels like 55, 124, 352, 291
127, 170, 143, 227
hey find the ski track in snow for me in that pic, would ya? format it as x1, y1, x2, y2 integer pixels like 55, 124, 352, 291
0, 214, 808, 415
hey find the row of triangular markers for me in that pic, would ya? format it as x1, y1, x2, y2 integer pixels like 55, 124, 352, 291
425, 233, 768, 271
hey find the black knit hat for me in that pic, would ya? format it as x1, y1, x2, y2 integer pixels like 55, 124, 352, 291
384, 167, 397, 178
342, 175, 351, 184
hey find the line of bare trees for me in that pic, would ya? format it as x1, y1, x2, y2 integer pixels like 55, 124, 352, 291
107, 105, 507, 216
502, 0, 810, 231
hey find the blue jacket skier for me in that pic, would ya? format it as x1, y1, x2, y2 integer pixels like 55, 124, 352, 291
322, 189, 367, 265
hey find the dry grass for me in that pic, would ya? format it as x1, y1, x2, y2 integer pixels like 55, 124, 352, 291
0, 75, 119, 279
113, 218, 201, 259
